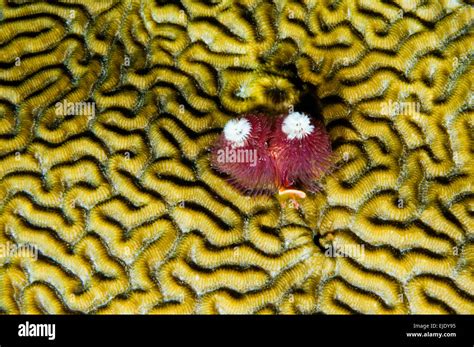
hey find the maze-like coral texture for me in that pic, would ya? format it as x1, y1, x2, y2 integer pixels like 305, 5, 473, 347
0, 0, 473, 314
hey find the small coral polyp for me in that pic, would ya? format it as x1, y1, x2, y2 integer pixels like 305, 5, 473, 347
211, 112, 333, 198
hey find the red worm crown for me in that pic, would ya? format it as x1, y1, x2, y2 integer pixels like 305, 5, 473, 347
210, 114, 277, 195
211, 112, 333, 195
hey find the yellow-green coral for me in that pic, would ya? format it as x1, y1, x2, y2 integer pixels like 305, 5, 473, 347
0, 0, 473, 314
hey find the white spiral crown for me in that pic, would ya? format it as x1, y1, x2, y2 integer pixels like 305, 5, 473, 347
282, 112, 314, 140
223, 118, 252, 147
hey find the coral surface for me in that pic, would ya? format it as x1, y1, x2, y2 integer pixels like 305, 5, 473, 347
0, 0, 473, 314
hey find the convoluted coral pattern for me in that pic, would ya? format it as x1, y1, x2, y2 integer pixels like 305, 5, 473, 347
0, 0, 473, 314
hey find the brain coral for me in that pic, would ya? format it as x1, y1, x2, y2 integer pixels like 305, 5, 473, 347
0, 0, 473, 314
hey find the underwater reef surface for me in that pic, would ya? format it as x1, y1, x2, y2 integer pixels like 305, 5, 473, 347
0, 0, 472, 314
